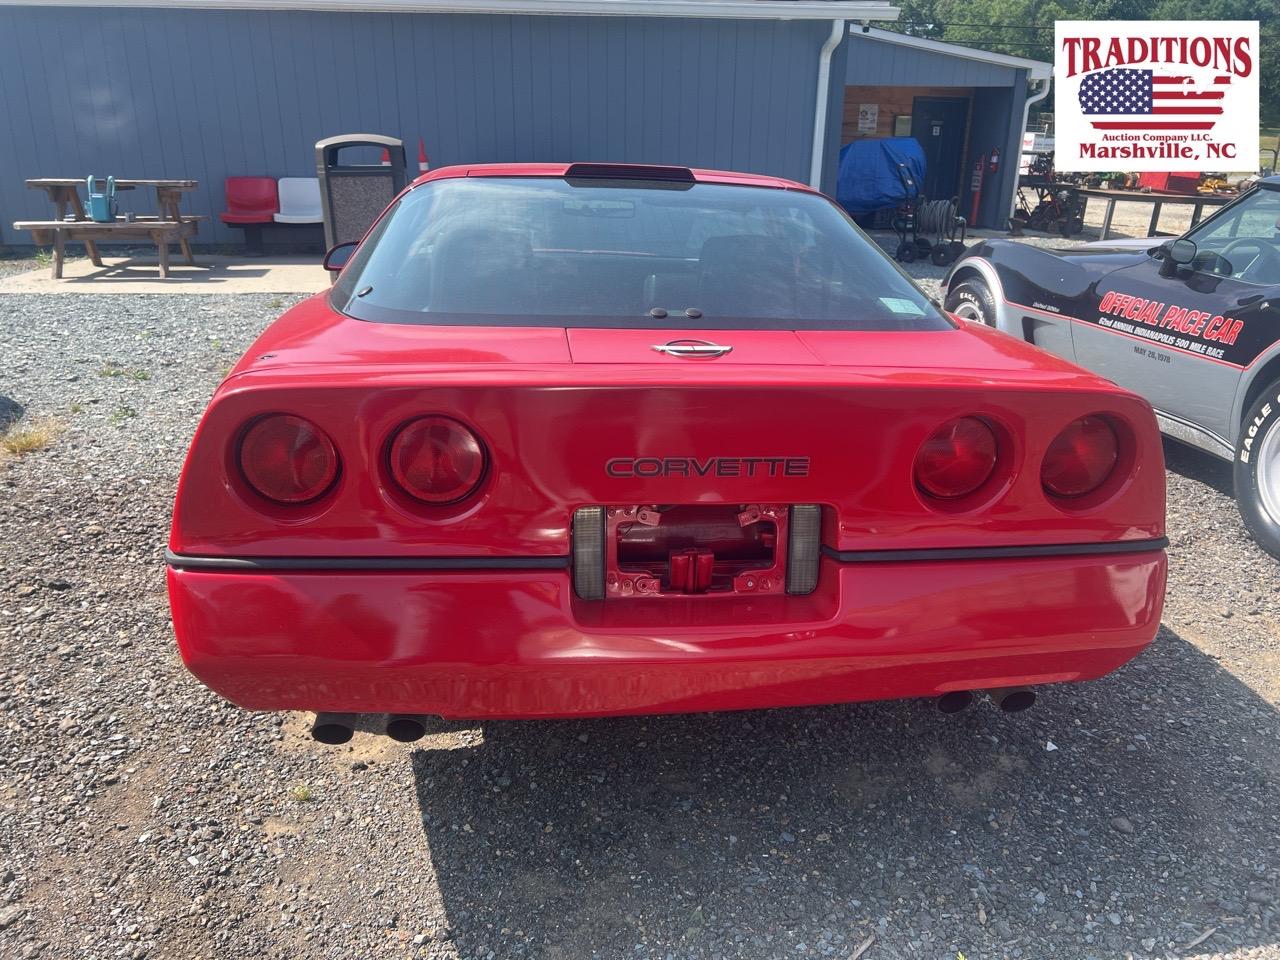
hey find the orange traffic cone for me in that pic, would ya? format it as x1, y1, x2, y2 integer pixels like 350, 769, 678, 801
418, 138, 430, 173
379, 148, 390, 167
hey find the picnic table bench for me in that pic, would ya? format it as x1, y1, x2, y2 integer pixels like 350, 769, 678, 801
13, 178, 206, 278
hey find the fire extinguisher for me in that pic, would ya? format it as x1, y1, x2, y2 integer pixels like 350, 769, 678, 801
970, 148, 1001, 224
969, 157, 985, 224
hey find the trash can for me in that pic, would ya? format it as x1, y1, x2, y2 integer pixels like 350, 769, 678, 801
314, 134, 408, 250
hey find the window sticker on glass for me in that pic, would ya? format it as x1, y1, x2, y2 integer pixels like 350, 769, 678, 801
881, 297, 926, 315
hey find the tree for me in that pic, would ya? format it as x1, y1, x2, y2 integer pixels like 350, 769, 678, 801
883, 0, 1278, 125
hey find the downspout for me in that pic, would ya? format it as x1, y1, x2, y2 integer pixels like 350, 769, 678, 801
809, 18, 846, 189
1009, 77, 1051, 221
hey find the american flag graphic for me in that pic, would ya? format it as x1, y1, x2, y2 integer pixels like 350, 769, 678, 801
1078, 67, 1228, 130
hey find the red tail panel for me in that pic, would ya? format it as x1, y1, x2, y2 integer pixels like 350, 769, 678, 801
171, 370, 1163, 558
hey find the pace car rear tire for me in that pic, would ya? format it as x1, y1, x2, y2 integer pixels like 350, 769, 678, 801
1235, 377, 1280, 560
944, 279, 996, 327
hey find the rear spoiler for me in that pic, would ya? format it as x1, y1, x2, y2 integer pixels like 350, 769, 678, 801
564, 162, 695, 184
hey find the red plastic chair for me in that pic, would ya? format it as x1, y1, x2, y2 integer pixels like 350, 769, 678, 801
221, 177, 279, 255
221, 176, 278, 222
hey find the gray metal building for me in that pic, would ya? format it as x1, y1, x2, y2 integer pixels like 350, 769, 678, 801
0, 0, 1046, 247
842, 28, 1050, 230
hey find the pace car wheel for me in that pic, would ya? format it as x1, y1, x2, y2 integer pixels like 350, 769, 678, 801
1235, 377, 1280, 559
943, 278, 996, 326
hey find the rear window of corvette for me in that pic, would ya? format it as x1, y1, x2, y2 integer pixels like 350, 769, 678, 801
331, 176, 952, 331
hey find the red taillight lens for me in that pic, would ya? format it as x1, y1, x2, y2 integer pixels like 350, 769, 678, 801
1042, 415, 1119, 498
914, 416, 999, 499
238, 414, 339, 504
388, 416, 486, 504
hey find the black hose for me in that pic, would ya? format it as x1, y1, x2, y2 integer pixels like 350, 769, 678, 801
916, 197, 961, 241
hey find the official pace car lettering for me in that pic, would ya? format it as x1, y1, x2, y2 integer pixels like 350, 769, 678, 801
605, 457, 810, 479
1092, 289, 1244, 361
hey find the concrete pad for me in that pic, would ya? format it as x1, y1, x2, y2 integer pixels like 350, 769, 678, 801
0, 254, 330, 294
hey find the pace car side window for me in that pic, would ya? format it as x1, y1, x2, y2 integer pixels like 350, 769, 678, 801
1185, 188, 1280, 286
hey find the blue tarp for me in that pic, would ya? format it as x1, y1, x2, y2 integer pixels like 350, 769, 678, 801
836, 137, 926, 216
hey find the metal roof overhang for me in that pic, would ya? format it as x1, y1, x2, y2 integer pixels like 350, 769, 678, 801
0, 0, 901, 20
852, 25, 1051, 78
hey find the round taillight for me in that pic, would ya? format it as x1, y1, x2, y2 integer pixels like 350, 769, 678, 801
238, 414, 339, 504
1042, 415, 1119, 498
388, 416, 486, 504
914, 416, 999, 500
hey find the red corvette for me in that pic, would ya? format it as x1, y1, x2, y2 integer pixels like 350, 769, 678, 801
167, 163, 1167, 743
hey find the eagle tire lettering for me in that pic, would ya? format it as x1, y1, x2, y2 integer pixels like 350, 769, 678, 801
1233, 379, 1280, 560
943, 279, 997, 327
1239, 399, 1274, 465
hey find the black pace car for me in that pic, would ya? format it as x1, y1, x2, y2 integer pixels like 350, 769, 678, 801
944, 178, 1280, 558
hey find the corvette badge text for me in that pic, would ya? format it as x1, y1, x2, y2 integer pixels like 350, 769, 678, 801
1054, 20, 1259, 172
606, 457, 811, 478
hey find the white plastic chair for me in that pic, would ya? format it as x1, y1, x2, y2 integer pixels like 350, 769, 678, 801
273, 177, 322, 224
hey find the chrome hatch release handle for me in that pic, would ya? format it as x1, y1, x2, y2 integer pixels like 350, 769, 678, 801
651, 339, 733, 359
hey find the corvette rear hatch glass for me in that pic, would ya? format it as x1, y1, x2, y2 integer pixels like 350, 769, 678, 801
331, 176, 950, 331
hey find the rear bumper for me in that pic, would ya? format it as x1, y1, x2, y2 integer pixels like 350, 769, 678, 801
167, 546, 1166, 719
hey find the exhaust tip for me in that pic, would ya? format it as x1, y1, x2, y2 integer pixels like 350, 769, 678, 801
310, 712, 356, 745
385, 715, 427, 743
994, 688, 1036, 713
936, 690, 974, 714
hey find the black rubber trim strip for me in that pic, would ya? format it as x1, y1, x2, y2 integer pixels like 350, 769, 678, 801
822, 537, 1168, 564
168, 538, 1167, 572
165, 549, 570, 572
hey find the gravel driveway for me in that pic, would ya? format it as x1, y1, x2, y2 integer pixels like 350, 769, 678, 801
1, 277, 1278, 960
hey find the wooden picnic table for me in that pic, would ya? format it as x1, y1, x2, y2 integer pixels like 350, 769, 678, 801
14, 178, 205, 278
1074, 187, 1232, 241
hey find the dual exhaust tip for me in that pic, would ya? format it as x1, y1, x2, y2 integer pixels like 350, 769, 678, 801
309, 713, 431, 745
311, 690, 1035, 743
937, 687, 1036, 715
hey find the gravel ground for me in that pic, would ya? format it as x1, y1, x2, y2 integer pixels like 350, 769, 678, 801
1075, 198, 1197, 241
0, 256, 42, 280
1, 276, 1278, 960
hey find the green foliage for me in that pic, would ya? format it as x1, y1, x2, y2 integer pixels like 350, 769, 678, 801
109, 405, 137, 425
884, 0, 1279, 123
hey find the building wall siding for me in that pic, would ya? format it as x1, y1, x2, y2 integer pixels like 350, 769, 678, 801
0, 6, 835, 246
844, 34, 1019, 87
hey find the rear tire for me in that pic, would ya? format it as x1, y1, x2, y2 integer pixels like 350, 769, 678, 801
944, 278, 997, 327
1235, 378, 1280, 559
